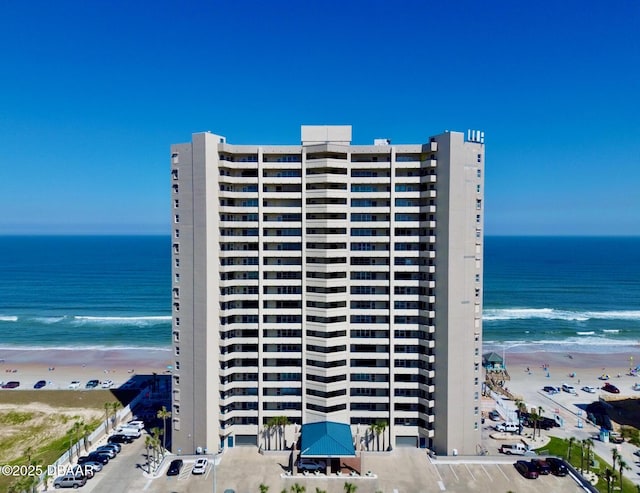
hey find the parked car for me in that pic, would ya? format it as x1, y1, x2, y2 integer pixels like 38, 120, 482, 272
53, 474, 87, 488
81, 452, 109, 464
85, 379, 100, 389
543, 386, 559, 394
108, 434, 134, 444
602, 383, 620, 393
546, 457, 568, 476
101, 442, 121, 452
515, 460, 539, 479
67, 380, 81, 389
167, 459, 183, 476
126, 420, 145, 430
2, 381, 20, 389
610, 432, 624, 444
114, 427, 141, 438
297, 459, 326, 472
488, 410, 501, 421
530, 458, 551, 475
79, 461, 103, 473
581, 385, 596, 393
562, 383, 576, 394
91, 447, 115, 458
33, 380, 47, 389
95, 445, 119, 456
192, 457, 208, 475
102, 379, 114, 388
495, 422, 518, 433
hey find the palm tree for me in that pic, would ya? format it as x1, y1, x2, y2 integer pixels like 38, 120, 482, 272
144, 435, 154, 473
618, 457, 630, 488
344, 483, 357, 493
75, 420, 85, 457
514, 400, 526, 434
584, 438, 594, 472
266, 417, 277, 450
565, 436, 576, 463
536, 406, 544, 438
151, 426, 163, 463
104, 402, 111, 432
290, 483, 305, 493
259, 484, 270, 493
157, 406, 172, 454
371, 421, 387, 451
276, 416, 289, 450
82, 422, 91, 452
151, 436, 162, 470
529, 409, 539, 440
315, 489, 327, 493
378, 421, 388, 451
579, 439, 586, 473
70, 421, 82, 459
111, 401, 122, 428
604, 467, 615, 493
612, 447, 619, 473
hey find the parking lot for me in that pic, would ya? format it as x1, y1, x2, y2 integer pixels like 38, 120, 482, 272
83, 444, 585, 493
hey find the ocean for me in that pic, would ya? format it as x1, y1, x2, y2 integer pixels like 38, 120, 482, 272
0, 236, 639, 353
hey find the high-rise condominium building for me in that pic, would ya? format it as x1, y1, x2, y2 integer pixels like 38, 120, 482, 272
170, 125, 484, 456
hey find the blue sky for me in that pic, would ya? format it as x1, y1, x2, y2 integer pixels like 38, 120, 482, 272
1, 1, 638, 235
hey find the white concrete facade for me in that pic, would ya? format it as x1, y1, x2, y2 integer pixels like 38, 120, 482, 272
170, 126, 484, 456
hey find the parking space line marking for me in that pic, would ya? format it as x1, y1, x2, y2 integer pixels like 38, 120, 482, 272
464, 463, 475, 481
480, 464, 493, 481
448, 464, 459, 481
433, 464, 443, 481
437, 480, 446, 491
143, 479, 152, 490
496, 464, 510, 480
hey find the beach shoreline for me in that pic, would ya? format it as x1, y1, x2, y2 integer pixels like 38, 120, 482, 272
0, 348, 172, 390
0, 346, 638, 397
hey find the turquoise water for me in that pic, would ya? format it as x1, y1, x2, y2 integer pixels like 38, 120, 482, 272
0, 236, 171, 349
0, 235, 639, 352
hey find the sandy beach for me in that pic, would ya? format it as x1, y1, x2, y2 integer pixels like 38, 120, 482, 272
500, 349, 640, 397
0, 348, 172, 390
1, 346, 639, 396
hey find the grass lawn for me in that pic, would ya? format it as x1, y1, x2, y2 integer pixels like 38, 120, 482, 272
544, 436, 637, 493
0, 389, 139, 492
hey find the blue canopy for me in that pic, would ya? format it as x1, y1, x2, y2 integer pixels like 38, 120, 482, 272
299, 421, 356, 458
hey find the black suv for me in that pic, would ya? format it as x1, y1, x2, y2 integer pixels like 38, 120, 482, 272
78, 452, 109, 465
546, 457, 568, 476
109, 434, 134, 444
530, 459, 551, 475
167, 459, 183, 476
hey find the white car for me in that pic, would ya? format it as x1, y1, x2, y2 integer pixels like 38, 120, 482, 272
102, 379, 114, 388
582, 385, 596, 393
126, 420, 145, 430
192, 458, 208, 475
68, 380, 81, 389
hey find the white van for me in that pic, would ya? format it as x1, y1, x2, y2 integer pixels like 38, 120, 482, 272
562, 383, 576, 394
114, 427, 141, 438
495, 422, 519, 433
